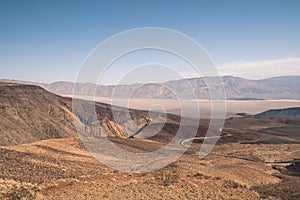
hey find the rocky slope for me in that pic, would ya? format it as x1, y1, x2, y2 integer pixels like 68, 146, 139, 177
0, 83, 150, 146
255, 107, 300, 117
0, 83, 78, 145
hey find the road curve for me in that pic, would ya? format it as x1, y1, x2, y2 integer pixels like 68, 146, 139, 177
178, 131, 231, 148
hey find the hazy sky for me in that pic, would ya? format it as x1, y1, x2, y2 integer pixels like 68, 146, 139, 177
1, 0, 300, 84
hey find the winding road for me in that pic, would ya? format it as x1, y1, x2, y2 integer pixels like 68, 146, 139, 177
178, 131, 231, 148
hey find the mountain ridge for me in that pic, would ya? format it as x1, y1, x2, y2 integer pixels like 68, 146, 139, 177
255, 107, 300, 117
1, 75, 300, 99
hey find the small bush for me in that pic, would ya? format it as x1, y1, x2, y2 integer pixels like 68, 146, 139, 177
6, 185, 38, 200
223, 180, 242, 189
155, 171, 179, 186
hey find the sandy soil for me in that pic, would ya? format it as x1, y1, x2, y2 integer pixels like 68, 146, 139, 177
1, 133, 299, 199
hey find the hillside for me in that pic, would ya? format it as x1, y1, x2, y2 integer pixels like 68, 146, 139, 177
255, 107, 300, 117
0, 83, 150, 146
0, 83, 78, 145
2, 75, 300, 99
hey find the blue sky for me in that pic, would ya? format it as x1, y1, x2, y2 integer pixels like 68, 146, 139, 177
1, 0, 300, 84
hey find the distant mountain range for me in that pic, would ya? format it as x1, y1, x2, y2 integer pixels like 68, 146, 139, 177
1, 75, 300, 100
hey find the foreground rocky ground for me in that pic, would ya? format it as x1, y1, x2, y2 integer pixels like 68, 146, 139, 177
0, 135, 299, 200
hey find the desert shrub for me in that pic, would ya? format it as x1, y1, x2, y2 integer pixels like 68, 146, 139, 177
155, 170, 179, 186
192, 172, 203, 177
6, 185, 38, 200
223, 180, 243, 189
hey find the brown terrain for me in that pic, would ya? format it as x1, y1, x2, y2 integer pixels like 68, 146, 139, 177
0, 83, 300, 199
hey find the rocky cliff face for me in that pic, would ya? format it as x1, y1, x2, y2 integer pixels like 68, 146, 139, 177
73, 99, 151, 138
